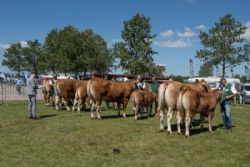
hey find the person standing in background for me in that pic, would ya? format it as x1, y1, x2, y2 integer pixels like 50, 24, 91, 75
150, 77, 159, 113
26, 72, 39, 120
16, 77, 22, 95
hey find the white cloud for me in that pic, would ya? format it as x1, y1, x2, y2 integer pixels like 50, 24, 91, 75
0, 43, 10, 49
20, 41, 28, 48
160, 30, 174, 37
195, 24, 206, 30
242, 22, 250, 40
154, 39, 192, 48
177, 27, 196, 37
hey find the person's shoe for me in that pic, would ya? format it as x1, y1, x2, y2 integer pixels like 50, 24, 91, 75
222, 126, 227, 129
32, 117, 39, 120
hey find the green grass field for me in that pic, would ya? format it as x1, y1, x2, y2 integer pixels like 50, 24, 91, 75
0, 101, 250, 167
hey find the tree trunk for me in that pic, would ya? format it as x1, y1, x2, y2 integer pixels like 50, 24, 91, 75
222, 57, 226, 77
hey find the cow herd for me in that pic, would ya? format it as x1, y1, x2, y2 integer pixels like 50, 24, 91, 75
42, 77, 221, 138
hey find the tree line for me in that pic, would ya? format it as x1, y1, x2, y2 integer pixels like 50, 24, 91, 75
2, 13, 250, 78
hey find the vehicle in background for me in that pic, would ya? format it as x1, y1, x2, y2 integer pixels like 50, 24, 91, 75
187, 77, 241, 90
207, 81, 220, 90
243, 83, 250, 104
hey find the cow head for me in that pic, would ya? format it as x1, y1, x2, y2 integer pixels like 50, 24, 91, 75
200, 79, 210, 92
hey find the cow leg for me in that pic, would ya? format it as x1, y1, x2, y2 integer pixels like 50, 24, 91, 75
208, 112, 214, 133
134, 105, 139, 120
90, 100, 95, 119
147, 106, 150, 119
159, 109, 165, 131
77, 98, 83, 113
177, 110, 183, 135
96, 101, 102, 120
122, 99, 129, 118
117, 103, 121, 117
149, 104, 152, 117
46, 93, 50, 105
72, 99, 78, 112
185, 111, 191, 138
200, 114, 205, 129
62, 98, 71, 111
55, 95, 60, 110
167, 108, 173, 134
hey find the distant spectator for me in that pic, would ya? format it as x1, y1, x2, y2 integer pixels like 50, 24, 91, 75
239, 85, 246, 104
151, 77, 159, 113
16, 77, 22, 95
137, 75, 146, 90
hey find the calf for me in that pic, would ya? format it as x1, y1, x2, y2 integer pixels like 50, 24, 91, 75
177, 89, 220, 137
87, 78, 137, 119
132, 90, 156, 119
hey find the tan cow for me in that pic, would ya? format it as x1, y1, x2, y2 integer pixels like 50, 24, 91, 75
157, 80, 209, 133
87, 78, 137, 119
132, 90, 156, 120
177, 89, 220, 137
55, 79, 77, 111
72, 80, 89, 112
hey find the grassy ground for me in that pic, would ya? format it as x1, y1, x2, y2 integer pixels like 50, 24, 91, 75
0, 101, 250, 167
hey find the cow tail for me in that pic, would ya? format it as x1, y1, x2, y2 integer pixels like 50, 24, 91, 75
54, 82, 60, 97
155, 82, 167, 118
177, 88, 187, 112
87, 79, 94, 100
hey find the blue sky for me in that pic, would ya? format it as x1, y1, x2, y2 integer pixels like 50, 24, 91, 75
0, 0, 249, 76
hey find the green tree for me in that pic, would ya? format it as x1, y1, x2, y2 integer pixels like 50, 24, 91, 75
80, 29, 113, 74
196, 14, 248, 77
169, 75, 189, 83
22, 40, 43, 73
59, 25, 82, 77
43, 27, 74, 75
43, 26, 113, 76
114, 13, 157, 75
2, 43, 23, 76
198, 62, 213, 77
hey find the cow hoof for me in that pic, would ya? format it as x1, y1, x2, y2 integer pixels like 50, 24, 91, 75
167, 130, 172, 135
160, 129, 165, 133
210, 131, 213, 134
177, 132, 182, 135
185, 135, 189, 138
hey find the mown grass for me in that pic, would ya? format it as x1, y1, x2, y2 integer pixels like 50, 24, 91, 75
0, 101, 250, 167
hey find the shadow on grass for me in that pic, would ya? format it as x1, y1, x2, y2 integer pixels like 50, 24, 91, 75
39, 114, 57, 119
161, 122, 224, 136
189, 124, 223, 136
99, 113, 135, 119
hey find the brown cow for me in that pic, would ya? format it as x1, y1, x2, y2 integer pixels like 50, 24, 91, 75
87, 78, 137, 119
132, 90, 156, 120
157, 80, 209, 133
55, 79, 77, 111
177, 89, 220, 137
72, 80, 89, 112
